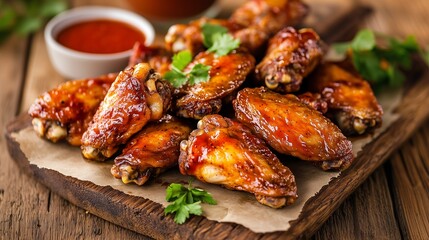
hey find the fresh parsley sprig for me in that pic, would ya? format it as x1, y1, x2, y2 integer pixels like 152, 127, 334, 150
164, 181, 217, 224
332, 29, 429, 89
164, 50, 211, 88
0, 0, 68, 43
202, 23, 240, 57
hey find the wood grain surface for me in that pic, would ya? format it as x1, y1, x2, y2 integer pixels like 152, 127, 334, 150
1, 0, 429, 239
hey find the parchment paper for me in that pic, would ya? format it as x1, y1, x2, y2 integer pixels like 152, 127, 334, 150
11, 89, 401, 233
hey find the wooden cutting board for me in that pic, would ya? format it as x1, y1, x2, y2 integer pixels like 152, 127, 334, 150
6, 3, 429, 240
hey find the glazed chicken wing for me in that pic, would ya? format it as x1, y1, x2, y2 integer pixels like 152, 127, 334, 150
165, 18, 261, 56
111, 115, 192, 185
233, 87, 354, 171
230, 0, 309, 35
255, 27, 324, 93
28, 73, 117, 146
81, 63, 172, 161
305, 63, 383, 136
174, 48, 255, 119
165, 0, 308, 56
179, 114, 297, 208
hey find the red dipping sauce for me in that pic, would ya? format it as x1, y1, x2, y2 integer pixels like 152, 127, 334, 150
56, 19, 145, 54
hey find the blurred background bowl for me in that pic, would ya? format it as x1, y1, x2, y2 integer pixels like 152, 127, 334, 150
44, 6, 154, 79
126, 0, 220, 22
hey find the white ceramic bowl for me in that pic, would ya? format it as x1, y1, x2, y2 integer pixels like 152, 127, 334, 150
45, 6, 155, 79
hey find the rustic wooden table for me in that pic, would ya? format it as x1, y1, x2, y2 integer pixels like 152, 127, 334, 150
1, 0, 428, 239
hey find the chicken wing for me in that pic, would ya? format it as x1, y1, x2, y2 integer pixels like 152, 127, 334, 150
81, 63, 173, 161
233, 87, 354, 171
111, 115, 192, 185
165, 18, 260, 56
128, 42, 172, 76
174, 48, 255, 119
28, 73, 117, 146
230, 0, 309, 36
179, 114, 297, 208
255, 27, 324, 93
165, 0, 308, 56
304, 63, 383, 136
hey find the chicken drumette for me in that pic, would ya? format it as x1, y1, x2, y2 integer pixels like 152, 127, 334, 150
111, 115, 192, 185
254, 27, 324, 93
304, 63, 383, 136
81, 63, 172, 161
179, 114, 298, 208
174, 48, 255, 119
233, 87, 354, 171
28, 73, 117, 146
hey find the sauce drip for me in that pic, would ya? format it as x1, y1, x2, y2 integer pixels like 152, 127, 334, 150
56, 19, 145, 54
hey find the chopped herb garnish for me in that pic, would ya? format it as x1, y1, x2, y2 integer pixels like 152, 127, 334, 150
164, 50, 211, 88
202, 23, 240, 56
164, 181, 217, 224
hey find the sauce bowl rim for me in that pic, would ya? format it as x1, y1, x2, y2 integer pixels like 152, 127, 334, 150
45, 6, 155, 60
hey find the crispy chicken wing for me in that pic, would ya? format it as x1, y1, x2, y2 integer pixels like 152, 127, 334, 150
305, 63, 383, 135
81, 63, 173, 161
174, 48, 255, 119
165, 0, 309, 57
179, 114, 297, 208
233, 87, 354, 171
165, 18, 263, 56
28, 73, 117, 146
111, 115, 192, 185
255, 27, 324, 93
230, 0, 309, 35
128, 42, 172, 76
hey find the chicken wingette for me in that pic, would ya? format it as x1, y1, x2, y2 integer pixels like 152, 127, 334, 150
111, 115, 192, 185
254, 27, 324, 93
174, 48, 255, 119
179, 114, 298, 208
28, 73, 117, 146
233, 87, 354, 170
304, 62, 383, 136
81, 63, 172, 161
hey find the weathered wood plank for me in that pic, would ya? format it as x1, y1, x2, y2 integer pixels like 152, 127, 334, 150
312, 167, 401, 240
387, 124, 429, 239
0, 35, 31, 240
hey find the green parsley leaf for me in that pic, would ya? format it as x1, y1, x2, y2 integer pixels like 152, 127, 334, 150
188, 63, 211, 85
164, 181, 216, 224
164, 51, 211, 88
202, 23, 240, 56
331, 29, 427, 89
350, 29, 376, 51
171, 50, 193, 71
164, 69, 187, 88
202, 23, 228, 48
207, 32, 240, 56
